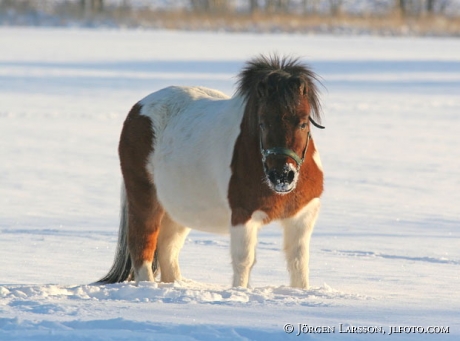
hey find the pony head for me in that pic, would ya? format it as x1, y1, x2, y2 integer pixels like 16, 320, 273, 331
237, 55, 323, 194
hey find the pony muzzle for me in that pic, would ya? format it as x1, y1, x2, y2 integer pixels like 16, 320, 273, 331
263, 160, 299, 194
260, 138, 308, 194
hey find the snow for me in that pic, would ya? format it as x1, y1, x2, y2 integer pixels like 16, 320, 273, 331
1, 28, 459, 340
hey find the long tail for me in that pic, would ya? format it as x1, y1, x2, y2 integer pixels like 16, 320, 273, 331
96, 184, 159, 284
97, 184, 132, 284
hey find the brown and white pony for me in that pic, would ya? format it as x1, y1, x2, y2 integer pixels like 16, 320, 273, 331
98, 55, 324, 289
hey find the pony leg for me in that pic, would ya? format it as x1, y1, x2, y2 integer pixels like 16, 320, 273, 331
156, 214, 190, 283
127, 193, 164, 283
230, 211, 265, 287
280, 198, 321, 289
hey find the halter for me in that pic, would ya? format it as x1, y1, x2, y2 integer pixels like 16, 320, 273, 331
259, 117, 324, 172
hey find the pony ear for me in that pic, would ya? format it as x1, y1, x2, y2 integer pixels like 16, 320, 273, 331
257, 79, 268, 98
299, 82, 306, 96
291, 76, 307, 96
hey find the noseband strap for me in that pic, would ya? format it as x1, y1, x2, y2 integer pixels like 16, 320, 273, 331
261, 147, 303, 166
260, 132, 311, 171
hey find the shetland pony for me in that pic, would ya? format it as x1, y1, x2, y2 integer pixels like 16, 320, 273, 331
98, 55, 324, 289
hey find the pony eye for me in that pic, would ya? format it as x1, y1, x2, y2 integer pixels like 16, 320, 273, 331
299, 123, 308, 130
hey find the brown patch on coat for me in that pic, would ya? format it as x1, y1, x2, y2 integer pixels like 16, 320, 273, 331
228, 103, 323, 226
118, 103, 164, 270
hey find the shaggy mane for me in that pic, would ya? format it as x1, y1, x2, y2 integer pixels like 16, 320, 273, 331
236, 54, 322, 122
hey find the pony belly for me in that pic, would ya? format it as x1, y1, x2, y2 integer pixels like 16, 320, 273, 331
155, 181, 231, 234
152, 155, 231, 235
163, 203, 230, 235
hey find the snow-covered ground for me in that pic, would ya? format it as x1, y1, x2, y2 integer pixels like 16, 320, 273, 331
1, 28, 459, 340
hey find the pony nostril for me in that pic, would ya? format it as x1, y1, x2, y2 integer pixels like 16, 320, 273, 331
268, 170, 278, 184
287, 170, 295, 183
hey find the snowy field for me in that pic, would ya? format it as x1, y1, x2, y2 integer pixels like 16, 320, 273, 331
1, 28, 459, 340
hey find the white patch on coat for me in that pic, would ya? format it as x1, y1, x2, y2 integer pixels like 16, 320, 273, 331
313, 150, 323, 172
230, 214, 265, 288
139, 86, 245, 234
280, 198, 321, 289
251, 210, 268, 224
